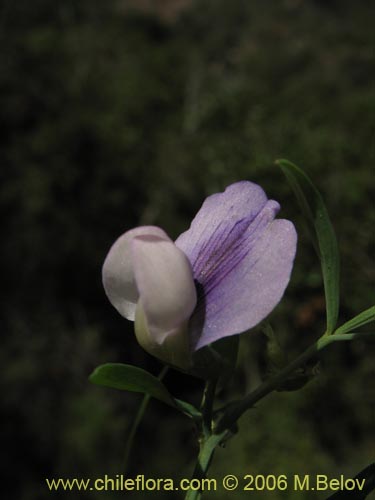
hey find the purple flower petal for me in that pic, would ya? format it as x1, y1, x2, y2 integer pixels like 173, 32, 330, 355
102, 226, 171, 320
175, 181, 297, 350
131, 235, 197, 344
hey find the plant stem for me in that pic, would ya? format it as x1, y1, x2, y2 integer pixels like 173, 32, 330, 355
184, 431, 228, 500
216, 331, 372, 432
185, 330, 373, 498
184, 379, 220, 500
200, 379, 217, 438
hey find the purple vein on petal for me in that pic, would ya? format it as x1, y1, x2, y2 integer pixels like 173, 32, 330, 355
191, 200, 280, 297
176, 181, 269, 266
197, 218, 250, 294
177, 189, 291, 350
175, 181, 297, 350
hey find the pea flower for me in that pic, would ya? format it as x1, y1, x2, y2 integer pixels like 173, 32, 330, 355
102, 181, 297, 373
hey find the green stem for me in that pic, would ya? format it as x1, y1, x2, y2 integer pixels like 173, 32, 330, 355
185, 330, 373, 499
184, 379, 220, 500
200, 379, 217, 438
123, 365, 169, 472
184, 431, 228, 500
216, 331, 372, 432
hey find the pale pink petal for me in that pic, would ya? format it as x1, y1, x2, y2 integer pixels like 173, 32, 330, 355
131, 235, 197, 344
102, 226, 170, 320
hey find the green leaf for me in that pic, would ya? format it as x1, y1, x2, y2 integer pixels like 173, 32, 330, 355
277, 159, 340, 334
89, 363, 177, 407
90, 363, 202, 419
175, 399, 202, 419
335, 305, 375, 335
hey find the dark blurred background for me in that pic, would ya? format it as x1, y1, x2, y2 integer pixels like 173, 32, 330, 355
1, 0, 374, 499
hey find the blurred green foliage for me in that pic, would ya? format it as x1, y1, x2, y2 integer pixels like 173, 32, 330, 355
1, 0, 374, 499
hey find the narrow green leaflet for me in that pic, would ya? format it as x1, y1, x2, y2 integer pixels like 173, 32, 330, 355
175, 399, 202, 419
89, 363, 202, 419
277, 159, 340, 334
335, 305, 375, 335
89, 363, 177, 407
